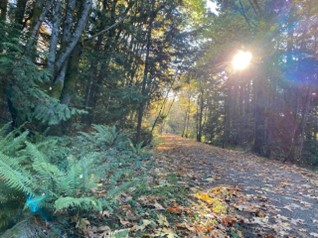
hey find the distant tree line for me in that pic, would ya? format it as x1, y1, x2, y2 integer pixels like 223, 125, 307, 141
166, 0, 318, 165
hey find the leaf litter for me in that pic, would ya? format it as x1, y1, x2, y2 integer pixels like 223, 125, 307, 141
75, 134, 318, 237
150, 134, 318, 237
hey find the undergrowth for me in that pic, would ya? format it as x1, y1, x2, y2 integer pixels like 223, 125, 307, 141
0, 124, 150, 236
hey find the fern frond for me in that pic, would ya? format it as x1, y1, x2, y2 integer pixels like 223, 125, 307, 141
105, 179, 140, 199
0, 128, 28, 156
0, 154, 34, 196
25, 142, 62, 179
54, 197, 101, 211
57, 156, 82, 196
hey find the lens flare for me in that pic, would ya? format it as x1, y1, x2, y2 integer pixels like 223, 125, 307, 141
232, 51, 252, 70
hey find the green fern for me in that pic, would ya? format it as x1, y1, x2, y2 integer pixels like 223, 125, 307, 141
0, 127, 28, 155
54, 197, 101, 211
0, 124, 150, 234
0, 153, 35, 196
79, 124, 129, 149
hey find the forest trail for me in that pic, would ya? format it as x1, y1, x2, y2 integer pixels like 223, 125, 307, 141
154, 134, 318, 237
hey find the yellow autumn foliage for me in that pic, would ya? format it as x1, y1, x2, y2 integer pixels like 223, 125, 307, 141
195, 192, 214, 205
211, 199, 227, 214
195, 192, 227, 214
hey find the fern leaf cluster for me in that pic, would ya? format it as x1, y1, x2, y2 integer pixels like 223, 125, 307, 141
54, 197, 101, 211
0, 124, 149, 230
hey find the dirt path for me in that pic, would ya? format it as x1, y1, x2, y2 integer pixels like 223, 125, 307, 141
154, 134, 318, 237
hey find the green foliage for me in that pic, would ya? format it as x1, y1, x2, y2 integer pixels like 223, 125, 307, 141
78, 124, 129, 148
0, 185, 24, 232
0, 153, 34, 196
0, 124, 28, 155
0, 21, 86, 128
54, 197, 101, 211
303, 140, 318, 166
0, 124, 149, 233
0, 128, 35, 197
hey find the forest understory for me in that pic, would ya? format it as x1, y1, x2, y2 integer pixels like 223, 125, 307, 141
3, 133, 318, 238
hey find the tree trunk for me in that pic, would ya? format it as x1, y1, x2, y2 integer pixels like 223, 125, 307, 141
61, 43, 82, 105
0, 0, 7, 20
26, 1, 53, 50
48, 0, 62, 75
151, 76, 176, 133
54, 0, 91, 74
51, 0, 91, 100
196, 90, 204, 142
223, 80, 232, 147
253, 71, 267, 155
135, 0, 155, 143
15, 0, 27, 26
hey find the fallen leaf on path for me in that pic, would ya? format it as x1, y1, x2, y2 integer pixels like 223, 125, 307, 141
157, 214, 170, 227
130, 219, 153, 232
154, 228, 178, 238
175, 223, 196, 232
221, 215, 237, 226
153, 201, 165, 210
195, 192, 214, 205
109, 229, 129, 238
167, 204, 183, 214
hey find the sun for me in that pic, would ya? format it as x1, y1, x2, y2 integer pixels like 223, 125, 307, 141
231, 50, 253, 70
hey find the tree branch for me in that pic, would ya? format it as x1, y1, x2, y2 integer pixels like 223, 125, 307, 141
84, 0, 136, 43
55, 0, 92, 73
63, 0, 76, 43
25, 0, 53, 50
85, 17, 125, 42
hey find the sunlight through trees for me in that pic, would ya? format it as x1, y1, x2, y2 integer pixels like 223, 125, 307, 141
1, 0, 318, 237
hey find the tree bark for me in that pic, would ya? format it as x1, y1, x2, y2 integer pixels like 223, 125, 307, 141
55, 0, 91, 74
0, 0, 7, 20
135, 0, 155, 143
61, 43, 82, 105
26, 0, 53, 50
48, 0, 62, 75
252, 71, 267, 155
196, 89, 204, 142
51, 0, 91, 101
63, 0, 76, 43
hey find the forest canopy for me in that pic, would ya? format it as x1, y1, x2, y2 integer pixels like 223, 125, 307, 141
0, 0, 202, 141
165, 0, 318, 165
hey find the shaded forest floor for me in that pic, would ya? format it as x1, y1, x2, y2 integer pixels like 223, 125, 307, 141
151, 134, 318, 237
3, 134, 318, 237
